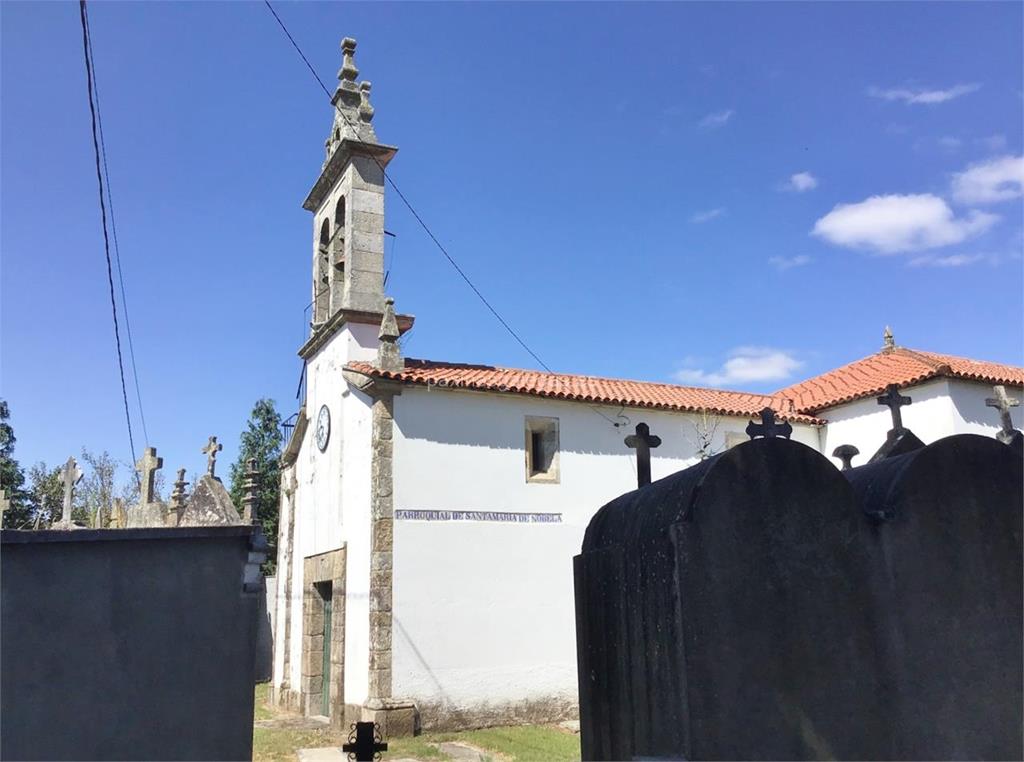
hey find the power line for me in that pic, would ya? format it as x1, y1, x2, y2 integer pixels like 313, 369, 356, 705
82, 5, 149, 447
79, 0, 138, 467
262, 3, 621, 427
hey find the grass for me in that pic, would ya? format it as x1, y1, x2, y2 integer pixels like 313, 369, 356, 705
253, 684, 580, 762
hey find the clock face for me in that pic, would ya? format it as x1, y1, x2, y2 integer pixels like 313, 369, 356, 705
315, 405, 331, 452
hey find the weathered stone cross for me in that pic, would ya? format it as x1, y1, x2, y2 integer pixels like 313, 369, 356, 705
832, 444, 860, 471
624, 422, 661, 488
342, 721, 387, 762
877, 384, 912, 432
202, 436, 223, 477
60, 456, 84, 526
746, 407, 793, 440
986, 385, 1020, 442
135, 447, 163, 505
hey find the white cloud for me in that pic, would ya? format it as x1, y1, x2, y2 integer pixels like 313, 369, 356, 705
690, 207, 725, 223
811, 194, 998, 254
868, 83, 981, 105
768, 255, 813, 270
951, 155, 1024, 204
698, 109, 734, 129
781, 172, 818, 192
977, 134, 1007, 152
908, 253, 985, 268
675, 347, 803, 387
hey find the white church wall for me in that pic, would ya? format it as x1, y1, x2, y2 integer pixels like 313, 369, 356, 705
389, 386, 819, 723
946, 379, 1023, 435
339, 383, 374, 706
278, 326, 378, 701
818, 378, 955, 468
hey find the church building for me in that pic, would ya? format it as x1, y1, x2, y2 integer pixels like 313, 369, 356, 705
270, 38, 1024, 734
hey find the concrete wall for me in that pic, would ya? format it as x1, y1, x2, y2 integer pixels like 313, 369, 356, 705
1, 526, 261, 762
819, 378, 1022, 469
389, 386, 820, 727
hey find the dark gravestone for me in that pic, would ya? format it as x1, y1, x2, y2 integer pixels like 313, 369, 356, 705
575, 438, 888, 761
844, 434, 1023, 760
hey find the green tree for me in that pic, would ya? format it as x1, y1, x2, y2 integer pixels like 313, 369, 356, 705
80, 449, 118, 528
26, 462, 64, 527
0, 400, 31, 528
230, 399, 283, 574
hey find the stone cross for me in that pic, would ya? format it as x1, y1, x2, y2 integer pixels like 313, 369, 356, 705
746, 407, 793, 440
624, 422, 662, 488
202, 436, 223, 477
832, 444, 860, 471
877, 384, 912, 432
135, 447, 163, 505
60, 456, 84, 526
986, 385, 1020, 443
242, 458, 259, 524
342, 721, 387, 762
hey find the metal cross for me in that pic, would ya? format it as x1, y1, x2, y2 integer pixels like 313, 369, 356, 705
746, 407, 793, 440
202, 436, 223, 477
624, 422, 661, 488
135, 447, 163, 505
60, 456, 84, 526
986, 385, 1020, 438
877, 384, 912, 432
832, 444, 860, 471
342, 721, 387, 762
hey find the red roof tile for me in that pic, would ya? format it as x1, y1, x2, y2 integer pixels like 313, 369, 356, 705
775, 347, 1024, 413
345, 359, 822, 423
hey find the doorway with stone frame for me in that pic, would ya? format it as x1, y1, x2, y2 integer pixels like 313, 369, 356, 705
302, 547, 346, 726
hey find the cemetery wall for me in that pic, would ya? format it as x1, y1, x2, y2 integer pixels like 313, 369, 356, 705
1, 526, 261, 762
390, 386, 818, 727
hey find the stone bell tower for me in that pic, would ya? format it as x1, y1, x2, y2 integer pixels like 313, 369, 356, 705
302, 37, 397, 336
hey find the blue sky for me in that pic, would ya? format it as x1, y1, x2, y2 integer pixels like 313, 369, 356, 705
2, 1, 1022, 484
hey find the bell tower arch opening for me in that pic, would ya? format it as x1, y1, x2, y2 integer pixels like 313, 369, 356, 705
313, 218, 331, 326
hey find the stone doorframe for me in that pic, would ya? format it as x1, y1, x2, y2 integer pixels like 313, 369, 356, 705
301, 547, 346, 727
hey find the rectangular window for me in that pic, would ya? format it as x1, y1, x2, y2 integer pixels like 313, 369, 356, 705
525, 416, 560, 483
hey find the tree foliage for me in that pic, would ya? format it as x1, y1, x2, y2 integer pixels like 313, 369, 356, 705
229, 399, 283, 574
0, 400, 31, 528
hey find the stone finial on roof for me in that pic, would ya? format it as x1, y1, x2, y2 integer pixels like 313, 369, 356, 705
882, 326, 895, 352
242, 458, 260, 524
377, 297, 403, 372
325, 36, 379, 159
338, 37, 359, 90
168, 468, 189, 527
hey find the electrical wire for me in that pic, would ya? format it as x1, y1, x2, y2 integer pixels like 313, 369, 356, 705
79, 0, 138, 468
81, 4, 149, 448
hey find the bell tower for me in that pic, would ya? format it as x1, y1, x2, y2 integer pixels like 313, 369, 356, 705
302, 37, 397, 335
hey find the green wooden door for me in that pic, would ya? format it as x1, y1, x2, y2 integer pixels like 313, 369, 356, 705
321, 592, 332, 717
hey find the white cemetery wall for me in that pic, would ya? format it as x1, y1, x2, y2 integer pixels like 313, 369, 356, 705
390, 386, 820, 725
947, 379, 1023, 435
819, 378, 956, 468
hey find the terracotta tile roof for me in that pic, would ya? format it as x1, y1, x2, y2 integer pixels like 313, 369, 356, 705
775, 347, 1024, 414
345, 359, 822, 423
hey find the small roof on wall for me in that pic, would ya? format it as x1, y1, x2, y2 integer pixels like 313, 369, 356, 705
776, 347, 1024, 414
